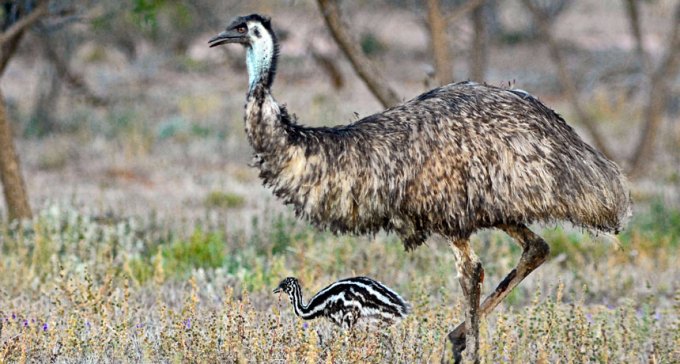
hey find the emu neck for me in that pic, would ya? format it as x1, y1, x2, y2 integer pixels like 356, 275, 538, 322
245, 88, 284, 155
246, 36, 276, 94
290, 285, 313, 319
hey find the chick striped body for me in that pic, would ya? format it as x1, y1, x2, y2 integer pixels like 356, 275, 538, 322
274, 276, 410, 329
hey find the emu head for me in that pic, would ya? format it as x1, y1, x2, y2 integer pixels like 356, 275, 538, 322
273, 277, 299, 295
209, 14, 278, 91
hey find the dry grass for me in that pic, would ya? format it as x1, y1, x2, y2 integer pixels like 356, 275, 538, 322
0, 204, 677, 363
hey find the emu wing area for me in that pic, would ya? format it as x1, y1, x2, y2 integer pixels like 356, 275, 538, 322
276, 82, 630, 250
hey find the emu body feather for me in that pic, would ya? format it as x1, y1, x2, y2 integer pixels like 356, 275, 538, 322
246, 82, 631, 250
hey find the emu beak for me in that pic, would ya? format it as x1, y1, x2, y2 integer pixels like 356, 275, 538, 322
273, 286, 282, 294
208, 30, 247, 47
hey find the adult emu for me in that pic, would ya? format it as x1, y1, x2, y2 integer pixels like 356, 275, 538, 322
209, 14, 631, 363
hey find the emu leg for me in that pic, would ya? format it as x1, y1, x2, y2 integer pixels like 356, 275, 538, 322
448, 224, 550, 361
450, 238, 484, 364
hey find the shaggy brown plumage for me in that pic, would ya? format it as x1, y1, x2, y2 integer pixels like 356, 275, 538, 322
246, 82, 630, 250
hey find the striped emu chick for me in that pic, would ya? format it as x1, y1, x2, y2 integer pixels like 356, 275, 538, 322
210, 14, 631, 363
273, 277, 410, 329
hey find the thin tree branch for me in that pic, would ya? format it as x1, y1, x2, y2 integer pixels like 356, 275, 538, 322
628, 2, 680, 178
317, 0, 401, 108
0, 28, 23, 77
310, 46, 345, 90
0, 0, 48, 47
0, 0, 49, 77
447, 0, 487, 23
623, 0, 650, 73
522, 0, 614, 160
38, 34, 108, 107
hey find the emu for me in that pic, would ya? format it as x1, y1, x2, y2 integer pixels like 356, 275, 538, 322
209, 14, 631, 362
274, 276, 410, 329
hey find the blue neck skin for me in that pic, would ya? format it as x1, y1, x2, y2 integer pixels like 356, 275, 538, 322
246, 38, 273, 94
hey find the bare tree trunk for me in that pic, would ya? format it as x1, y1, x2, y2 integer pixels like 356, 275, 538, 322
628, 2, 680, 178
522, 0, 614, 159
470, 4, 487, 81
0, 89, 31, 220
426, 0, 453, 85
316, 0, 400, 107
0, 0, 48, 220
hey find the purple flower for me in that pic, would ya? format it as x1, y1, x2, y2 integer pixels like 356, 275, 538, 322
42, 323, 48, 332
23, 320, 28, 328
585, 313, 593, 324
654, 311, 661, 321
86, 321, 91, 329
136, 323, 144, 329
303, 322, 309, 330
185, 318, 191, 330
11, 313, 16, 320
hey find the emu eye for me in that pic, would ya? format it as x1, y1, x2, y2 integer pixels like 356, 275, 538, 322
236, 26, 247, 34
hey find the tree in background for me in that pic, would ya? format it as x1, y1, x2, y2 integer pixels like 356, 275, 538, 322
318, 0, 678, 179
523, 0, 680, 177
0, 0, 49, 221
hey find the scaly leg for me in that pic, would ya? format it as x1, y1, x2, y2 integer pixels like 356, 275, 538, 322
450, 238, 484, 364
448, 224, 550, 362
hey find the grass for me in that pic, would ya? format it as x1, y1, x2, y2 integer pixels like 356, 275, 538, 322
0, 204, 678, 362
203, 191, 246, 209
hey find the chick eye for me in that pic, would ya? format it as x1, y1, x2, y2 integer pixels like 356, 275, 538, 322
236, 26, 247, 34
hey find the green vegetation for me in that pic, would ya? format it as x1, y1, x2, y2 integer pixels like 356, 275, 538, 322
0, 204, 677, 362
203, 191, 246, 209
360, 32, 387, 56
